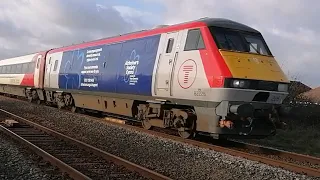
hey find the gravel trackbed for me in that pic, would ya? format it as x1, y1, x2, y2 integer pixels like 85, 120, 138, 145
0, 133, 71, 180
0, 96, 317, 180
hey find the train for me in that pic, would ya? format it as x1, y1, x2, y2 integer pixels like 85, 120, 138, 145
0, 18, 290, 139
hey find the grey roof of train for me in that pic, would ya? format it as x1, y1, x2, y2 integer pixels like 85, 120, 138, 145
198, 18, 260, 33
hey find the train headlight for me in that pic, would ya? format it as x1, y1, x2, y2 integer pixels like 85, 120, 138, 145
278, 83, 288, 92
231, 80, 249, 88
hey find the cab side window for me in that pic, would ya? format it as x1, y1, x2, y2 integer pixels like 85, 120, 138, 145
184, 29, 205, 51
53, 60, 59, 71
166, 38, 174, 53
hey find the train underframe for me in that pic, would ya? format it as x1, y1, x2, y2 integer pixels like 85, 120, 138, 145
0, 84, 285, 139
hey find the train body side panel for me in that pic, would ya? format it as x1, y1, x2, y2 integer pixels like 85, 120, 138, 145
0, 53, 38, 88
50, 34, 161, 96
151, 29, 211, 102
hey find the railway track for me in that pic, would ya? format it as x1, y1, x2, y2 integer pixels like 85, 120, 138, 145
0, 109, 172, 180
81, 113, 320, 177
70, 107, 320, 177
225, 139, 320, 170
131, 126, 320, 177
1, 95, 320, 178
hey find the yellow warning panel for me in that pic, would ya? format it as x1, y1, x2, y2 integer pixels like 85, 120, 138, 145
220, 50, 289, 83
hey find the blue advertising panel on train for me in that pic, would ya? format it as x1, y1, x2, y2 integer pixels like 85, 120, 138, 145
58, 34, 161, 96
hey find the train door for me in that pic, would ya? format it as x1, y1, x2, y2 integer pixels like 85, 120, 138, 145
155, 31, 180, 96
44, 56, 53, 88
34, 54, 42, 88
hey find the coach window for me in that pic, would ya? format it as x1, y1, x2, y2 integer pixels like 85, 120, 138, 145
184, 29, 205, 51
9, 65, 14, 73
15, 65, 20, 74
22, 63, 28, 74
53, 60, 58, 71
16, 64, 22, 74
7, 66, 11, 74
12, 65, 18, 74
166, 38, 174, 53
27, 62, 34, 73
0, 67, 2, 74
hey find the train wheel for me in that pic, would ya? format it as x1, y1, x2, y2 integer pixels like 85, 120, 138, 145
177, 119, 195, 139
178, 131, 192, 139
57, 102, 63, 109
142, 118, 152, 130
71, 106, 77, 113
36, 100, 41, 105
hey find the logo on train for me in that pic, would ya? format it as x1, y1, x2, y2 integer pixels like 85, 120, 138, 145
124, 50, 140, 85
178, 59, 197, 89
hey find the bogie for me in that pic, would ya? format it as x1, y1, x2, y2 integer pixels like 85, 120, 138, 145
136, 102, 196, 138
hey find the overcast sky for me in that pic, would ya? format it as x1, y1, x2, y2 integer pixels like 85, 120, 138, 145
0, 0, 318, 87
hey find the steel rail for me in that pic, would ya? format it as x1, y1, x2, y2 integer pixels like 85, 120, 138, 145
1, 96, 320, 177
229, 140, 320, 166
101, 118, 320, 177
0, 125, 91, 180
0, 108, 172, 180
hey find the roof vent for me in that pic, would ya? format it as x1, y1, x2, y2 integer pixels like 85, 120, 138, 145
152, 25, 169, 29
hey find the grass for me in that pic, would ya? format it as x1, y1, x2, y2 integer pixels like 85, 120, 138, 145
245, 104, 320, 157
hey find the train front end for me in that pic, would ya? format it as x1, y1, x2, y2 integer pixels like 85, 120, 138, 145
202, 19, 290, 139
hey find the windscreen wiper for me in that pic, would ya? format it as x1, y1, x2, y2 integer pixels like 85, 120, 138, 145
246, 40, 261, 55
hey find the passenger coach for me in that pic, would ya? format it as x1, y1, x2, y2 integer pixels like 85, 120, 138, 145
0, 52, 47, 103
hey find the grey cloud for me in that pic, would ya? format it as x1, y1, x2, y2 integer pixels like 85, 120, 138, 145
0, 0, 144, 59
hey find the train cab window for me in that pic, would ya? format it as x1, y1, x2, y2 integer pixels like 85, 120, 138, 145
0, 66, 2, 74
244, 35, 269, 55
211, 28, 246, 52
209, 27, 272, 56
53, 60, 58, 71
184, 29, 205, 51
197, 35, 205, 49
166, 38, 174, 53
